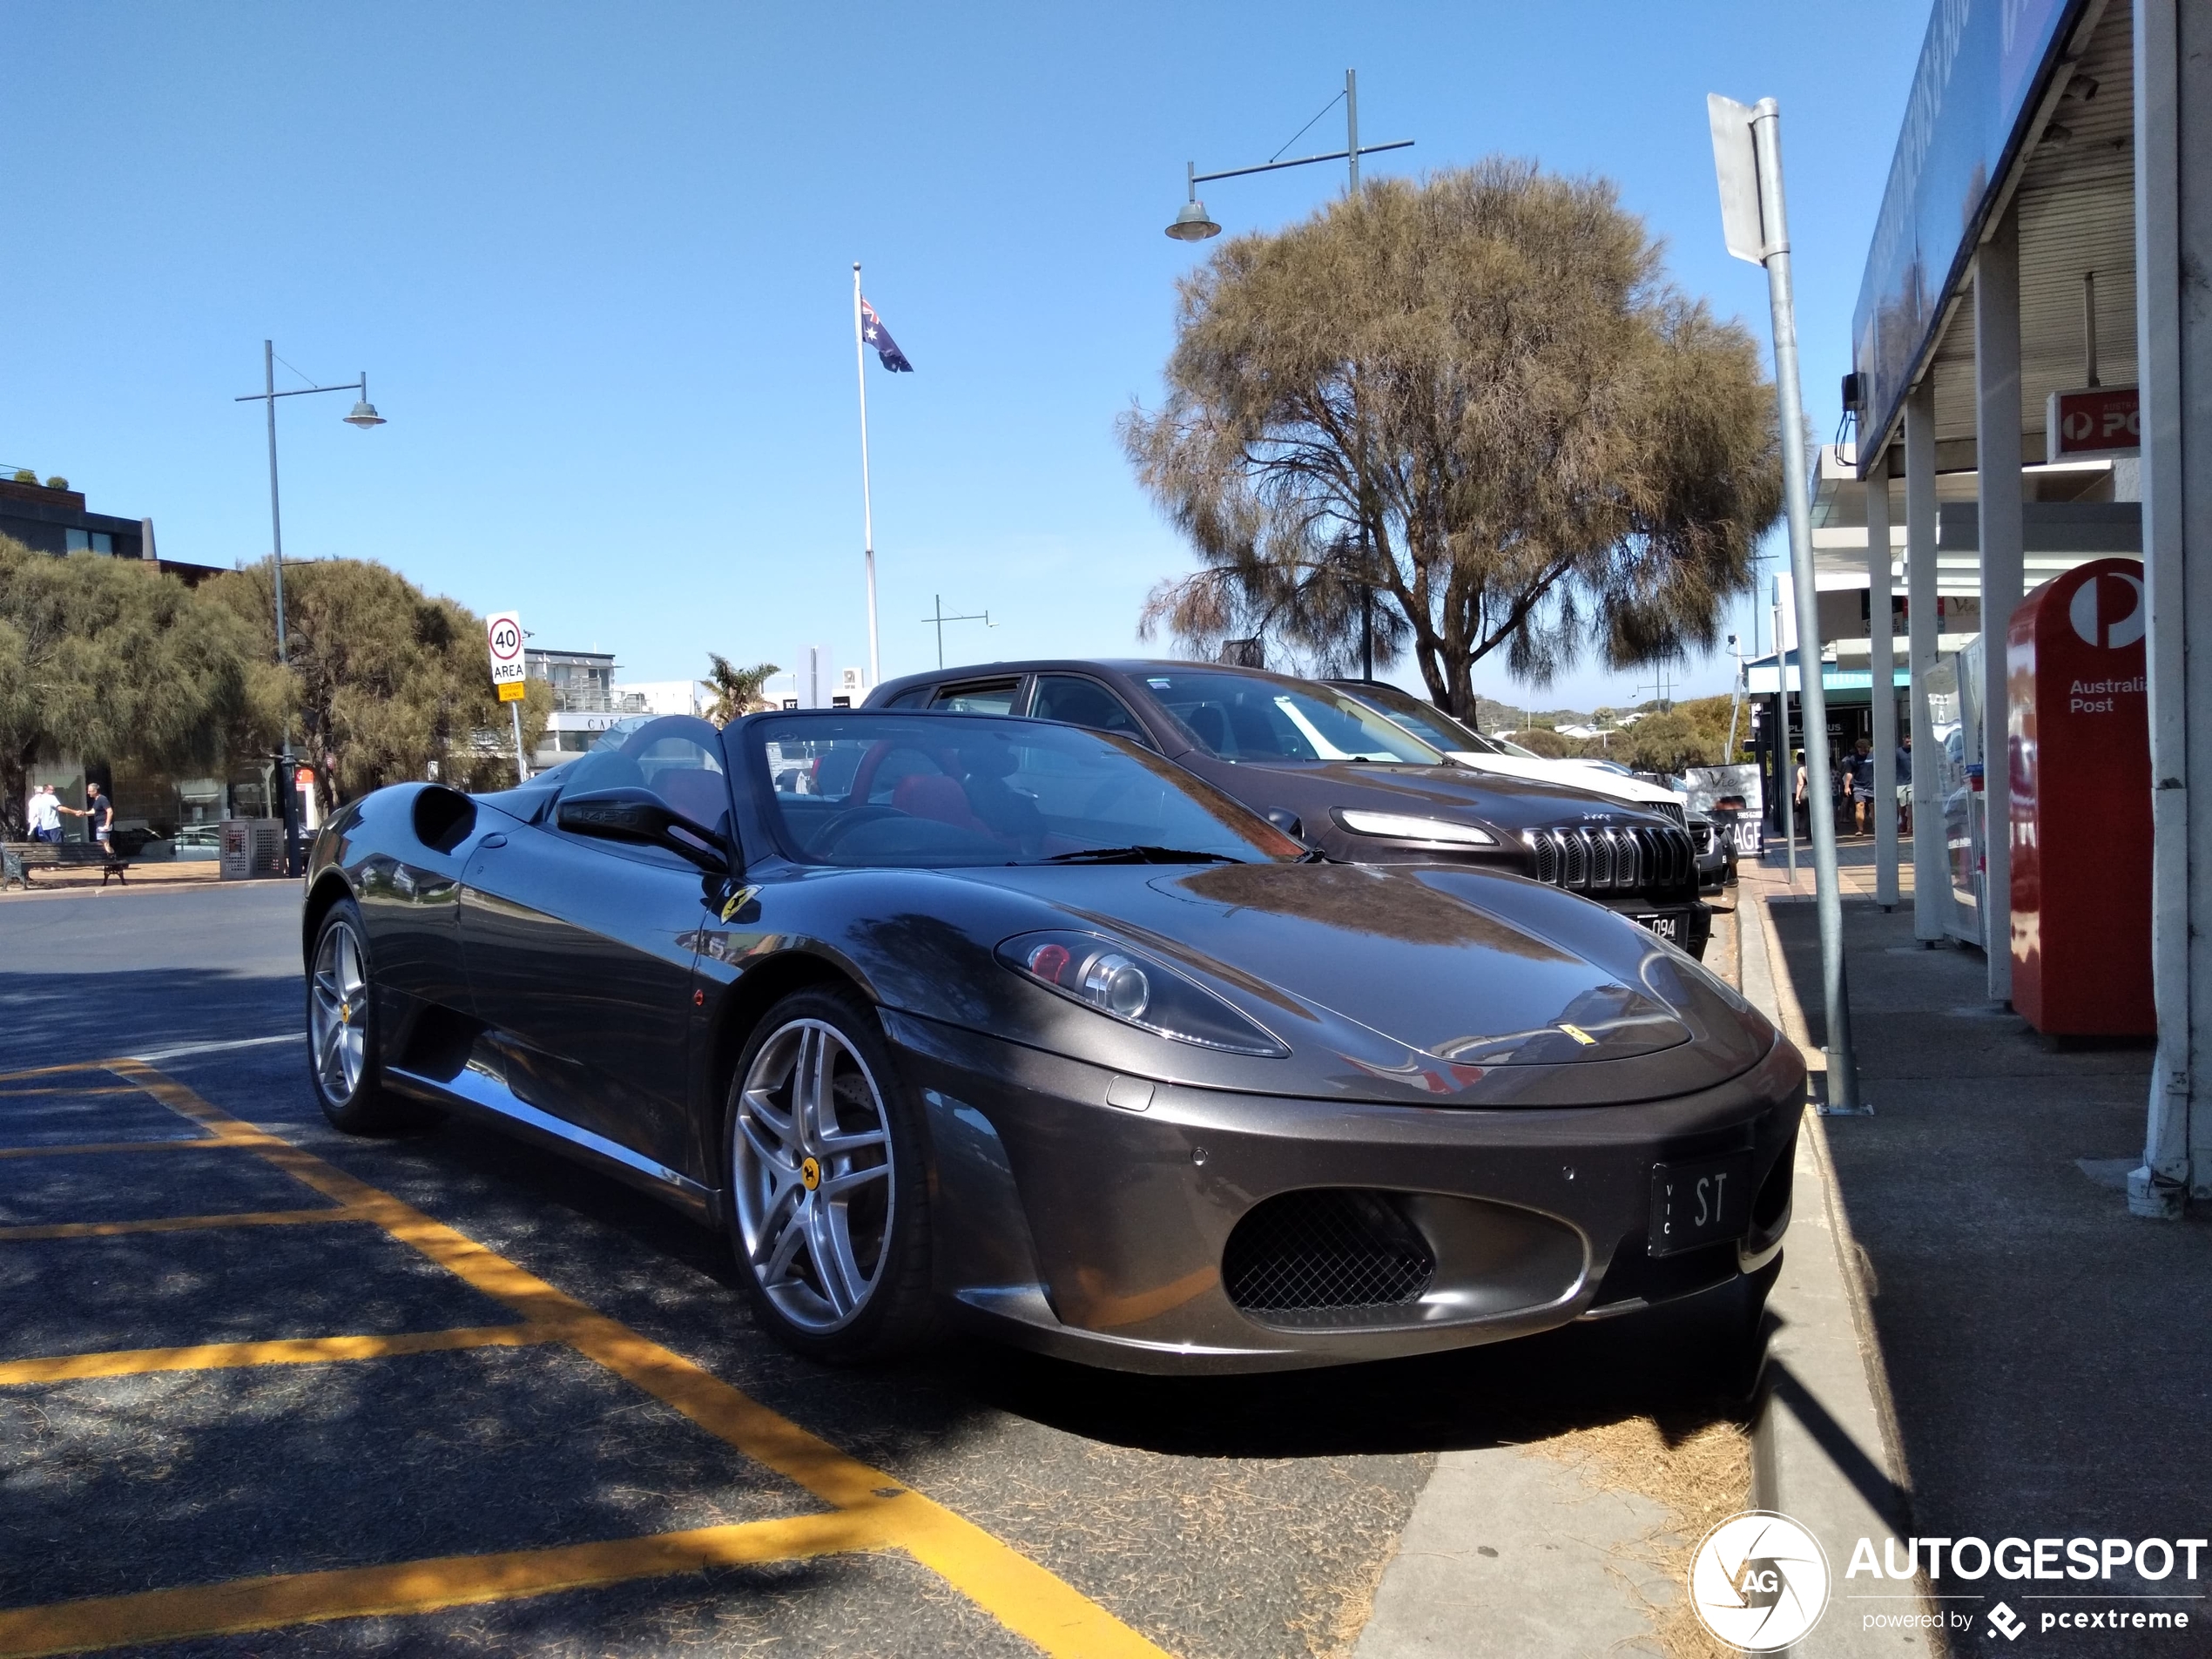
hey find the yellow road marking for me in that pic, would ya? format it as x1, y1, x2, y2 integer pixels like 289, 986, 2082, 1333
0, 1325, 551, 1386
0, 1087, 148, 1097
0, 1207, 357, 1242
0, 1140, 217, 1160
0, 1062, 1171, 1659
0, 1509, 879, 1659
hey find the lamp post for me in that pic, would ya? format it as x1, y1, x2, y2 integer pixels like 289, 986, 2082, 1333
1167, 71, 1412, 681
234, 341, 385, 878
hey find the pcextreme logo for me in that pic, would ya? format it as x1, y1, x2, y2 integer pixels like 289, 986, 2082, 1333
1689, 1510, 1831, 1651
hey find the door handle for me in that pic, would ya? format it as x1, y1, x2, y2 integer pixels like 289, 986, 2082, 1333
478, 833, 508, 849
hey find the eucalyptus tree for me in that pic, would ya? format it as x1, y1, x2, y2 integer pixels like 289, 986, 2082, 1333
1123, 160, 1782, 716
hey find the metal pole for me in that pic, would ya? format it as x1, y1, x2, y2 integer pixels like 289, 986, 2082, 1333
1974, 203, 2024, 1006
264, 341, 300, 879
934, 595, 945, 669
509, 700, 528, 785
1776, 580, 1796, 882
1345, 69, 1359, 193
853, 264, 880, 687
1868, 450, 1898, 907
1360, 584, 1373, 679
1905, 385, 1945, 943
1752, 99, 1859, 1111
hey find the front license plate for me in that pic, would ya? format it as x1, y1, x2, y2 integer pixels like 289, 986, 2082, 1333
1635, 912, 1683, 944
1649, 1155, 1753, 1257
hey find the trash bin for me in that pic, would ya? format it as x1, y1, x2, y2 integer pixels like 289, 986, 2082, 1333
2006, 557, 2154, 1035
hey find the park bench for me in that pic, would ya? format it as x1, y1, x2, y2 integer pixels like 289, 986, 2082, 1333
1, 840, 133, 890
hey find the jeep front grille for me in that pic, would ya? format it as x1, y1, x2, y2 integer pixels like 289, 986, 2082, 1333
1522, 824, 1695, 895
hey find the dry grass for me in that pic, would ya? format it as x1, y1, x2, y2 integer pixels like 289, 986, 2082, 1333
1527, 1412, 1754, 1659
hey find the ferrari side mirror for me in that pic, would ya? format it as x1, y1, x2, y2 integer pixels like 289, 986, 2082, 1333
556, 786, 730, 874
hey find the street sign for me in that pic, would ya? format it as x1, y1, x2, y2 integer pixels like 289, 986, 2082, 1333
486, 611, 525, 687
498, 680, 526, 703
2046, 386, 2140, 461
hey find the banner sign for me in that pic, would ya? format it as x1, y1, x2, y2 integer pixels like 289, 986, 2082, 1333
1850, 0, 2087, 463
2046, 386, 2140, 460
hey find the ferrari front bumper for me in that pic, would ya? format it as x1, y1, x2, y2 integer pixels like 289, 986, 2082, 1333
884, 1011, 1804, 1373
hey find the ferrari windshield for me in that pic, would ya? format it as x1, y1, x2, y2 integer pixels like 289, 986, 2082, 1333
1138, 671, 1444, 764
748, 713, 1303, 867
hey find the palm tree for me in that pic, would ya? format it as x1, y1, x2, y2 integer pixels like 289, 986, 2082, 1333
700, 654, 781, 726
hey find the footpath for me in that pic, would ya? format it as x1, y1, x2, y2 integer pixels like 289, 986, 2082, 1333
1751, 857, 2211, 1659
1355, 880, 1930, 1658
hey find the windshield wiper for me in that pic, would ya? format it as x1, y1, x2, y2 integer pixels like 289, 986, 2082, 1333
1035, 845, 1248, 866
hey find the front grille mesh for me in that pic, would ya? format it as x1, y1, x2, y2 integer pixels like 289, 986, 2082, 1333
1224, 1190, 1435, 1316
1522, 824, 1695, 895
1649, 800, 1688, 828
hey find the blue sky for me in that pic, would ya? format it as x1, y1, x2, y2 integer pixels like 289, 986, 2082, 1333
5, 1, 1926, 712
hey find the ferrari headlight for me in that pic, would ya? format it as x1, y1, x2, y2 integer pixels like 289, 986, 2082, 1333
997, 930, 1286, 1056
1334, 810, 1497, 846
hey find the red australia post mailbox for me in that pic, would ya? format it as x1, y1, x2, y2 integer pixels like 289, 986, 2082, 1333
2006, 557, 2154, 1035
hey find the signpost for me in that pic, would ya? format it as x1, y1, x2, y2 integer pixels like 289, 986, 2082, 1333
1710, 91, 1863, 1113
487, 611, 528, 783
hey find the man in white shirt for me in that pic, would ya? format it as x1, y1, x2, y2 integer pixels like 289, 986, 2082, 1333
26, 786, 63, 845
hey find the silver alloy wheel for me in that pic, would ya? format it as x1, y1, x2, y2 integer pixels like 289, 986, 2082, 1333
732, 1018, 895, 1333
310, 920, 369, 1105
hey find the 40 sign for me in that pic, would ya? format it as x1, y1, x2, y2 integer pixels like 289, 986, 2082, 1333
487, 611, 526, 701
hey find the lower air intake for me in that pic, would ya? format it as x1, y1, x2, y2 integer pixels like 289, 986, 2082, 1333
1223, 1189, 1435, 1316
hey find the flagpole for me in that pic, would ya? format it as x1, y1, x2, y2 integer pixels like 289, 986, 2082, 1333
852, 262, 880, 686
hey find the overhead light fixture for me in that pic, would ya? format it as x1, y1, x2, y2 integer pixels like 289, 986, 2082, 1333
1166, 199, 1221, 241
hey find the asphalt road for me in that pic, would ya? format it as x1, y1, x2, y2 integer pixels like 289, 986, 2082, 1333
0, 881, 1743, 1657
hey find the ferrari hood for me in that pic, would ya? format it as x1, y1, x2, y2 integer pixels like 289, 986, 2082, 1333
938, 861, 1774, 1103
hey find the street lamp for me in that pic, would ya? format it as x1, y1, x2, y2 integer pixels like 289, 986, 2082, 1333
1166, 70, 1411, 679
234, 340, 386, 877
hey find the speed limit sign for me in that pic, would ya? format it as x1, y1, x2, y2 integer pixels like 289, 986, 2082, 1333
486, 611, 525, 687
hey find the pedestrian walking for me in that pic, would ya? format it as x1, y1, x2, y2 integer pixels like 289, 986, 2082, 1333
1850, 737, 1875, 836
1793, 750, 1810, 837
26, 786, 64, 846
1896, 734, 1913, 836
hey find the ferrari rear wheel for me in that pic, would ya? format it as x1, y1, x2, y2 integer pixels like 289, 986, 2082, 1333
307, 900, 410, 1134
726, 988, 935, 1362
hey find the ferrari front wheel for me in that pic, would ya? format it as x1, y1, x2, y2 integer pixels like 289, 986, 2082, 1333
725, 988, 936, 1362
307, 899, 411, 1134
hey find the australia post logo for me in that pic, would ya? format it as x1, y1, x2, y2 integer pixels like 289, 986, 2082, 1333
2067, 570, 2145, 651
1689, 1511, 1831, 1651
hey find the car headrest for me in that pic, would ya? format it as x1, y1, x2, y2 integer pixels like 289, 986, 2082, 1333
892, 772, 981, 831
1184, 704, 1231, 753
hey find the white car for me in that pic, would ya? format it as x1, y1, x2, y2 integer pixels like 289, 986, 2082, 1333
1325, 679, 1688, 826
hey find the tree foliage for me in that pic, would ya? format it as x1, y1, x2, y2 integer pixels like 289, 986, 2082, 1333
199, 558, 547, 808
0, 536, 277, 833
1123, 161, 1783, 718
700, 655, 781, 726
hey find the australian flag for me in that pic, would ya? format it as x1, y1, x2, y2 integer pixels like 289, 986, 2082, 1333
860, 297, 914, 373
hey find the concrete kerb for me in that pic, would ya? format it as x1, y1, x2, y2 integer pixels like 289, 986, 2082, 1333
1743, 893, 1942, 1656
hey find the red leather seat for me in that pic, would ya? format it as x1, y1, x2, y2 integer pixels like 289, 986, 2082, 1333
892, 772, 987, 833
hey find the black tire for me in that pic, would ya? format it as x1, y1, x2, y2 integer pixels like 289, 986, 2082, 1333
723, 986, 937, 1363
306, 898, 413, 1134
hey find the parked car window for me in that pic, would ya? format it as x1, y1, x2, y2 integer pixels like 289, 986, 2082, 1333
880, 687, 930, 709
1140, 671, 1443, 765
930, 678, 1021, 715
750, 713, 1298, 867
555, 715, 732, 834
1029, 675, 1152, 746
1336, 681, 1503, 755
